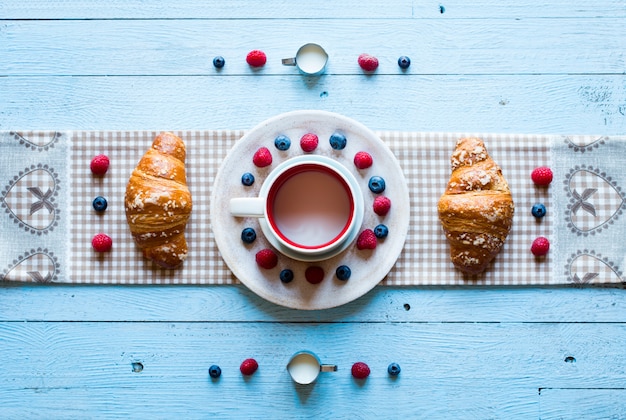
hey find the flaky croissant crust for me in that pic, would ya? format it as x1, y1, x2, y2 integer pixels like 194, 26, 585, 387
124, 132, 192, 268
437, 137, 514, 275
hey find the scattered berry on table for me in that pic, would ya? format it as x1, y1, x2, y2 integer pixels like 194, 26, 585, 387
90, 154, 110, 176
531, 166, 553, 186
374, 224, 389, 239
246, 50, 267, 67
373, 196, 391, 216
92, 196, 108, 212
357, 229, 377, 250
241, 227, 257, 243
531, 237, 550, 256
212, 56, 225, 68
279, 269, 294, 283
397, 56, 411, 69
240, 358, 259, 375
358, 53, 379, 72
255, 248, 278, 269
274, 135, 291, 151
241, 172, 255, 186
329, 132, 347, 150
335, 265, 352, 281
387, 362, 401, 376
351, 362, 371, 379
253, 147, 272, 167
300, 133, 319, 152
305, 266, 325, 284
368, 176, 386, 193
208, 365, 222, 379
354, 151, 373, 169
531, 203, 546, 218
92, 233, 113, 252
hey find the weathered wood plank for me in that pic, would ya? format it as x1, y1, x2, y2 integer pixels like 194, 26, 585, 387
1, 18, 624, 75
2, 284, 626, 323
1, 0, 624, 19
539, 388, 626, 419
1, 74, 624, 134
1, 321, 625, 418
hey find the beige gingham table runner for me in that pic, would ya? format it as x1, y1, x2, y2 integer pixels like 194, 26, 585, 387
1, 131, 624, 286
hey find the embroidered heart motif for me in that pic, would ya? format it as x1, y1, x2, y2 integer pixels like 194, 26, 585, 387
565, 165, 624, 235
9, 131, 61, 151
1, 164, 61, 234
564, 135, 608, 153
567, 250, 622, 285
1, 248, 59, 283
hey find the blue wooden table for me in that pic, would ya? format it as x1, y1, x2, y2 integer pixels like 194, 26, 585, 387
1, 2, 625, 418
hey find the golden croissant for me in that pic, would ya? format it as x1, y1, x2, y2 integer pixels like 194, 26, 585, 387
437, 137, 514, 275
124, 132, 192, 268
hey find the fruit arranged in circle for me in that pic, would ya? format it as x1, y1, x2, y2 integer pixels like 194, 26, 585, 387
354, 151, 373, 169
374, 224, 389, 238
208, 365, 222, 378
252, 147, 272, 167
335, 265, 352, 281
387, 362, 401, 376
305, 266, 324, 284
358, 54, 379, 72
356, 229, 377, 250
241, 172, 255, 186
240, 358, 259, 375
212, 56, 225, 68
255, 249, 278, 269
274, 135, 291, 151
397, 56, 411, 69
280, 269, 294, 283
300, 133, 319, 152
531, 166, 553, 186
351, 362, 371, 379
329, 132, 347, 150
241, 227, 257, 243
246, 50, 267, 67
92, 233, 113, 252
373, 196, 391, 216
90, 154, 110, 176
531, 237, 550, 256
368, 176, 386, 193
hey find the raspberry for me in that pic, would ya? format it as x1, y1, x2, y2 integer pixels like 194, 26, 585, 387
356, 229, 377, 250
255, 248, 278, 269
373, 196, 391, 216
305, 266, 324, 284
246, 50, 267, 67
300, 133, 319, 153
252, 147, 272, 167
239, 358, 258, 376
358, 53, 379, 72
92, 233, 112, 252
531, 237, 550, 256
90, 154, 110, 176
354, 151, 373, 169
531, 166, 553, 186
351, 362, 370, 379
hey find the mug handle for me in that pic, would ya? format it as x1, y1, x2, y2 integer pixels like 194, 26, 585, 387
281, 57, 297, 66
320, 364, 337, 372
230, 197, 265, 217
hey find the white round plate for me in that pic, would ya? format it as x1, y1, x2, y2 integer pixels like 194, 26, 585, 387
210, 110, 410, 310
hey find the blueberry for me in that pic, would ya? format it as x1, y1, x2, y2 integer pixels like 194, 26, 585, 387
335, 265, 351, 281
280, 269, 294, 283
208, 365, 222, 378
213, 56, 225, 68
241, 172, 255, 186
241, 227, 257, 243
329, 132, 347, 150
92, 196, 108, 212
374, 224, 389, 239
274, 135, 291, 151
387, 362, 401, 376
398, 56, 411, 69
368, 176, 386, 193
531, 203, 546, 218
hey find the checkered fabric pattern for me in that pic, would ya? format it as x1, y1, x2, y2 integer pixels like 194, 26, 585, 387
4, 130, 623, 286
